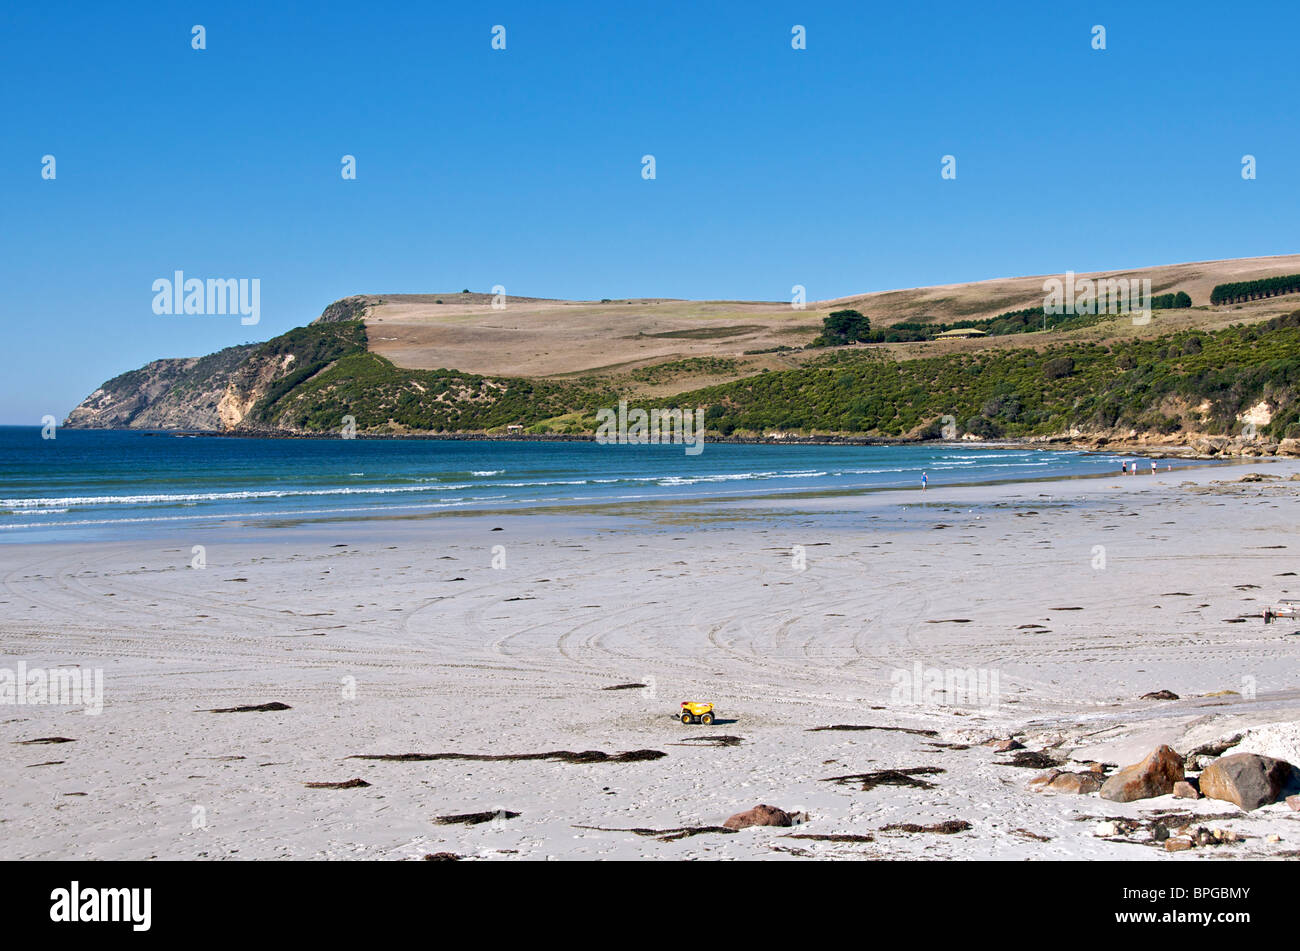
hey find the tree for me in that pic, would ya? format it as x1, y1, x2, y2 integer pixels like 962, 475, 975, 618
812, 309, 872, 346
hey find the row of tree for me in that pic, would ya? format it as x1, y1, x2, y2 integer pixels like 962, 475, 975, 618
1150, 291, 1193, 309
1210, 274, 1300, 305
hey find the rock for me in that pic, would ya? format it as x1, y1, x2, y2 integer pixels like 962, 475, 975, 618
1047, 771, 1102, 794
1199, 754, 1294, 810
998, 750, 1059, 769
1266, 834, 1281, 844
1099, 745, 1185, 802
1186, 734, 1244, 759
723, 804, 794, 831
1140, 689, 1179, 700
1287, 794, 1300, 812
1190, 436, 1231, 456
982, 737, 1024, 753
1094, 821, 1120, 837
1028, 769, 1060, 789
1165, 837, 1193, 852
1029, 769, 1101, 794
1173, 780, 1199, 800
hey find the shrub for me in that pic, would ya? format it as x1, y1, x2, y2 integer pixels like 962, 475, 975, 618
1043, 356, 1075, 379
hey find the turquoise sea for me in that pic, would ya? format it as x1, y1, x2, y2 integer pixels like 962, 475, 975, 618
0, 427, 1178, 540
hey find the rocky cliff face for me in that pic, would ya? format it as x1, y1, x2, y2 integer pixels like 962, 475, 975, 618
63, 315, 368, 432
63, 344, 258, 430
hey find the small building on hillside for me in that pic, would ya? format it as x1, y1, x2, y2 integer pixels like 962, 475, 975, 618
934, 328, 988, 340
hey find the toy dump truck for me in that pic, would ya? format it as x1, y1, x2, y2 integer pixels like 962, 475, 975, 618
679, 701, 715, 725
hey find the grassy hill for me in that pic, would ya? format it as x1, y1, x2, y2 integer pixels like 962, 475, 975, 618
64, 255, 1300, 455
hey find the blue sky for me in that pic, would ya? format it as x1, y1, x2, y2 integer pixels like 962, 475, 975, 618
1, 0, 1296, 422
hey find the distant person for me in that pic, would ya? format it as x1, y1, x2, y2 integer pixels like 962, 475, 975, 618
1151, 459, 1157, 475
921, 471, 928, 491
1121, 461, 1128, 474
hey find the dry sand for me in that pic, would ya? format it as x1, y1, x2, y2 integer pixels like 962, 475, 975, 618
2, 460, 1299, 860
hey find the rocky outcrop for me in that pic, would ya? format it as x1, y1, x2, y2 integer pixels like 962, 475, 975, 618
63, 345, 256, 430
64, 313, 366, 432
1029, 770, 1102, 794
1198, 754, 1294, 810
1099, 745, 1184, 802
723, 804, 794, 830
311, 295, 370, 325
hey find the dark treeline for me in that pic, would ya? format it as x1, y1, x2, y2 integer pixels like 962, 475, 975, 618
1150, 291, 1192, 309
1211, 274, 1300, 305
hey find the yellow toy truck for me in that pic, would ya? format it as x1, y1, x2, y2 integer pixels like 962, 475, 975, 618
679, 701, 715, 725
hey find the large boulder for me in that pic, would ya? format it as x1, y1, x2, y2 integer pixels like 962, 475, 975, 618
1198, 754, 1294, 810
1099, 745, 1184, 802
723, 804, 794, 830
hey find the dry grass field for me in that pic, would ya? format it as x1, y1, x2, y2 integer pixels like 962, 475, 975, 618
360, 255, 1300, 396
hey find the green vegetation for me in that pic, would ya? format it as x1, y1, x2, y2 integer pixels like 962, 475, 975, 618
812, 293, 1193, 347
810, 309, 872, 347
640, 325, 762, 340
1211, 274, 1300, 305
743, 345, 798, 355
628, 357, 739, 383
663, 312, 1300, 440
245, 321, 369, 424
870, 307, 1108, 342
258, 345, 616, 433
181, 308, 1300, 444
1150, 291, 1192, 309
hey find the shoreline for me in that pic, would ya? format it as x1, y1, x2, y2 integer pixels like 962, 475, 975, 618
0, 449, 1258, 545
48, 426, 1300, 465
47, 424, 1299, 462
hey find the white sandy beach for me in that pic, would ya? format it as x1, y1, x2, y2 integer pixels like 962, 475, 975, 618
2, 459, 1299, 860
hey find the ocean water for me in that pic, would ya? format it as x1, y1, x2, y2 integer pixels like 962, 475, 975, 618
0, 427, 1167, 540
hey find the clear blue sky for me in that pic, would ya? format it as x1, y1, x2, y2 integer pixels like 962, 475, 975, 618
2, 0, 1296, 422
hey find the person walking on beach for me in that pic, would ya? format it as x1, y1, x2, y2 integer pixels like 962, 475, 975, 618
1150, 459, 1157, 475
1122, 460, 1128, 474
921, 470, 928, 491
